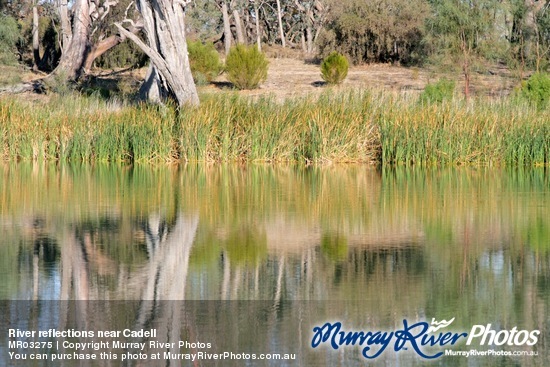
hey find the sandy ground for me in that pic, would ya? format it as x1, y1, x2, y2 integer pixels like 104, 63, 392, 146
203, 57, 519, 101
3, 57, 520, 103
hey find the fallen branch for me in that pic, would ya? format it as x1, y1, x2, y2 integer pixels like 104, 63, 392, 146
0, 80, 46, 95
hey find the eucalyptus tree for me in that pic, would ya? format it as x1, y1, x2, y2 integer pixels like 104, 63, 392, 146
426, 0, 497, 99
115, 0, 199, 106
292, 0, 327, 56
319, 0, 428, 64
83, 0, 144, 72
535, 1, 550, 70
53, 0, 124, 80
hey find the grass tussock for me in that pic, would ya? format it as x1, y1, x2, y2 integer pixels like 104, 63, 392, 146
0, 91, 548, 165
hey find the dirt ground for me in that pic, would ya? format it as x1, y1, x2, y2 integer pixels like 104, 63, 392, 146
203, 57, 520, 101
2, 57, 521, 103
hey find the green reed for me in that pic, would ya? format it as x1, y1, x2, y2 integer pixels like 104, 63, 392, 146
0, 90, 548, 165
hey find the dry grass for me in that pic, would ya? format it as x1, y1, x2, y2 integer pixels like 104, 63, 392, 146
203, 58, 518, 101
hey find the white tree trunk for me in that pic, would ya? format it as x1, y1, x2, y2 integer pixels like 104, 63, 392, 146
115, 0, 199, 106
276, 0, 285, 47
233, 9, 246, 44
53, 0, 91, 80
32, 6, 40, 70
222, 1, 232, 55
254, 1, 261, 51
58, 0, 72, 51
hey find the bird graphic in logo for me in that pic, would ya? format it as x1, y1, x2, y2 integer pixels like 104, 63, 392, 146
427, 318, 456, 333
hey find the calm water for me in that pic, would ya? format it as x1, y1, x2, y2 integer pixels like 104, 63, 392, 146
0, 163, 549, 366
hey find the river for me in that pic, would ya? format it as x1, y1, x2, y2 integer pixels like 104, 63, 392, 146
1, 163, 548, 366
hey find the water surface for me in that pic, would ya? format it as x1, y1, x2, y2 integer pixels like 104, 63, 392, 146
1, 164, 548, 366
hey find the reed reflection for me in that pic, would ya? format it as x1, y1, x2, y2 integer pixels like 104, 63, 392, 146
1, 163, 548, 366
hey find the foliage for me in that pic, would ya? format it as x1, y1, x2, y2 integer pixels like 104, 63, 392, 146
519, 72, 550, 108
321, 232, 348, 261
187, 40, 223, 85
0, 65, 22, 86
96, 41, 147, 69
320, 51, 349, 85
186, 0, 222, 40
88, 0, 146, 70
0, 15, 20, 65
318, 0, 428, 64
535, 5, 550, 71
44, 70, 76, 95
425, 0, 496, 97
419, 78, 455, 104
225, 44, 268, 90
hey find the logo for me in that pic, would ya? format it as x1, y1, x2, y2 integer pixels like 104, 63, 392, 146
311, 318, 540, 360
427, 317, 455, 333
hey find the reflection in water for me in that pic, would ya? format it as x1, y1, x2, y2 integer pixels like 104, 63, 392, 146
0, 163, 549, 366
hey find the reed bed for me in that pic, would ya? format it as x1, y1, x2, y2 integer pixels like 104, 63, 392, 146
0, 90, 548, 165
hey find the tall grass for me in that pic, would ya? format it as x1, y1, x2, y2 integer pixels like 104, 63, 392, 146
0, 90, 548, 165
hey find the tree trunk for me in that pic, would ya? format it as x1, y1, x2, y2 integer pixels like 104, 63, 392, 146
222, 1, 232, 55
115, 0, 199, 107
254, 1, 261, 51
461, 35, 470, 100
32, 6, 40, 71
233, 9, 246, 44
53, 0, 91, 80
306, 23, 313, 56
275, 0, 285, 47
58, 0, 72, 51
139, 65, 162, 104
83, 19, 143, 73
83, 35, 120, 72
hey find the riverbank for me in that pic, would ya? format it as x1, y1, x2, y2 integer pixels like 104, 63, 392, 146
1, 90, 548, 165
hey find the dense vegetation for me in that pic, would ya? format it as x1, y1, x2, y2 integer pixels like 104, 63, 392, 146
1, 91, 548, 165
3, 0, 550, 72
0, 0, 548, 166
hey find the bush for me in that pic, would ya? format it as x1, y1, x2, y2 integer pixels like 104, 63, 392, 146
419, 78, 455, 104
0, 15, 21, 66
519, 72, 550, 108
187, 40, 223, 85
225, 44, 268, 90
96, 41, 147, 70
320, 52, 349, 85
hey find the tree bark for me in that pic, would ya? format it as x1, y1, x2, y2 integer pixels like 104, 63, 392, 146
306, 23, 313, 55
139, 64, 162, 104
53, 0, 91, 80
253, 1, 261, 51
115, 0, 199, 107
83, 35, 120, 72
233, 8, 246, 44
58, 0, 72, 51
461, 34, 470, 100
275, 0, 285, 47
83, 19, 143, 73
222, 1, 232, 55
32, 6, 40, 71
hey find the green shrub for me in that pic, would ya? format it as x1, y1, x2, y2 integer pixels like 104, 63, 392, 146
0, 15, 21, 66
225, 44, 268, 90
187, 40, 222, 85
519, 72, 550, 108
44, 70, 75, 96
320, 52, 349, 85
419, 78, 455, 104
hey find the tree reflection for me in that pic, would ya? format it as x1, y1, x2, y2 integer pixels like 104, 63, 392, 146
0, 163, 549, 366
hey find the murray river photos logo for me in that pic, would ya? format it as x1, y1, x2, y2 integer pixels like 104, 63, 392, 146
311, 318, 540, 359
